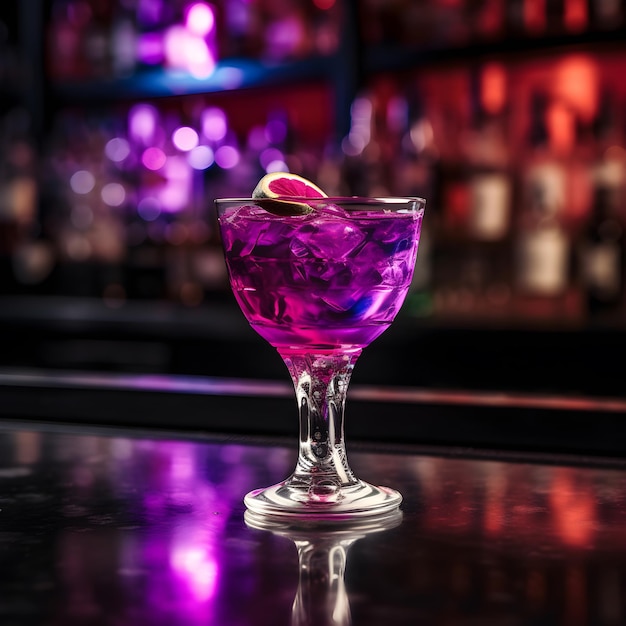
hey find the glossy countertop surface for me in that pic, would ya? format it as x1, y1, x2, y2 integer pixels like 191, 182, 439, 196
3, 419, 626, 626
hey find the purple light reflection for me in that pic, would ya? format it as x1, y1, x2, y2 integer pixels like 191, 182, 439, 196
170, 528, 219, 602
112, 439, 231, 625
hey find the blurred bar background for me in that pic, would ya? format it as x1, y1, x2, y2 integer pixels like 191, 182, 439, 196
1, 0, 626, 397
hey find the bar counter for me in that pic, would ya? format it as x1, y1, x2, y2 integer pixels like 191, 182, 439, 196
2, 372, 626, 625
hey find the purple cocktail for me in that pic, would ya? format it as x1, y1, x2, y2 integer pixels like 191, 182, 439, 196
217, 196, 425, 518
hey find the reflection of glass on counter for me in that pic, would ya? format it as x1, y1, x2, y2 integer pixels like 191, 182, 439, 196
245, 509, 402, 626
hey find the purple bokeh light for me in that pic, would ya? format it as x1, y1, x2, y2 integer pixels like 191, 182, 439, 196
137, 32, 164, 65
259, 147, 285, 170
201, 108, 227, 142
105, 137, 131, 163
130, 104, 159, 145
158, 156, 191, 212
164, 25, 215, 78
185, 3, 216, 36
214, 145, 240, 169
142, 146, 167, 170
70, 170, 96, 195
101, 182, 126, 207
137, 197, 162, 221
265, 117, 288, 144
187, 145, 214, 170
172, 126, 200, 152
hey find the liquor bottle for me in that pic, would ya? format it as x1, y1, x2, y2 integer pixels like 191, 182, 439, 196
590, 88, 624, 196
110, 3, 137, 77
587, 0, 624, 29
466, 64, 511, 244
523, 0, 548, 34
564, 0, 588, 31
516, 182, 571, 298
579, 184, 624, 320
506, 0, 527, 34
546, 0, 565, 32
470, 0, 506, 40
463, 64, 513, 314
515, 93, 571, 307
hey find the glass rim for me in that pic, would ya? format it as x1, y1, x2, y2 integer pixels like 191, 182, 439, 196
215, 196, 426, 214
215, 196, 426, 204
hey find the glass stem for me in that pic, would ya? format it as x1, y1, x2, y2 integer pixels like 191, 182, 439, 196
279, 351, 361, 494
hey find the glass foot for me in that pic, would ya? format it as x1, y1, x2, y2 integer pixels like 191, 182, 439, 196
244, 479, 402, 520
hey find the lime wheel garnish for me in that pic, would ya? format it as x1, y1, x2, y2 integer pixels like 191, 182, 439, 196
252, 172, 327, 215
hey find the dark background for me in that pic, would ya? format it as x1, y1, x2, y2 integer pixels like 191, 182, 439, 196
1, 0, 626, 408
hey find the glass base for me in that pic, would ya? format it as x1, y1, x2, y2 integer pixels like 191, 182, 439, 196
244, 479, 402, 520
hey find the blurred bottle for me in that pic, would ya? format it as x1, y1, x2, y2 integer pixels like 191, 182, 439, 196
260, 0, 310, 62
590, 88, 624, 195
47, 0, 89, 79
466, 64, 511, 244
515, 92, 572, 310
506, 0, 526, 34
587, 0, 624, 29
82, 1, 111, 78
219, 0, 263, 58
462, 64, 513, 315
579, 184, 624, 320
0, 109, 38, 254
546, 0, 566, 32
563, 0, 588, 31
110, 2, 137, 77
523, 0, 548, 34
469, 0, 506, 40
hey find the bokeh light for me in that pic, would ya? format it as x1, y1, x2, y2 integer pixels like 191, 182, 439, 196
259, 147, 284, 170
188, 145, 214, 170
164, 25, 215, 78
137, 197, 162, 222
172, 126, 199, 152
70, 170, 96, 194
129, 104, 159, 145
202, 108, 227, 142
185, 3, 215, 36
101, 182, 126, 207
142, 147, 167, 170
105, 137, 131, 162
214, 145, 240, 169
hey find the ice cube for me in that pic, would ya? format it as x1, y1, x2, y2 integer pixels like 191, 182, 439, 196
238, 221, 271, 256
303, 222, 367, 260
380, 260, 410, 286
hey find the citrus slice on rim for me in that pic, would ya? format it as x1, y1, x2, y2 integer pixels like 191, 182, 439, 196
252, 172, 327, 216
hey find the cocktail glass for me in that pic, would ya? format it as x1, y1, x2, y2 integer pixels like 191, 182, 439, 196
216, 196, 425, 519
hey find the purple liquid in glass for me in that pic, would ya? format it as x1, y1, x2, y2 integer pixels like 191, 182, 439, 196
218, 200, 422, 354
